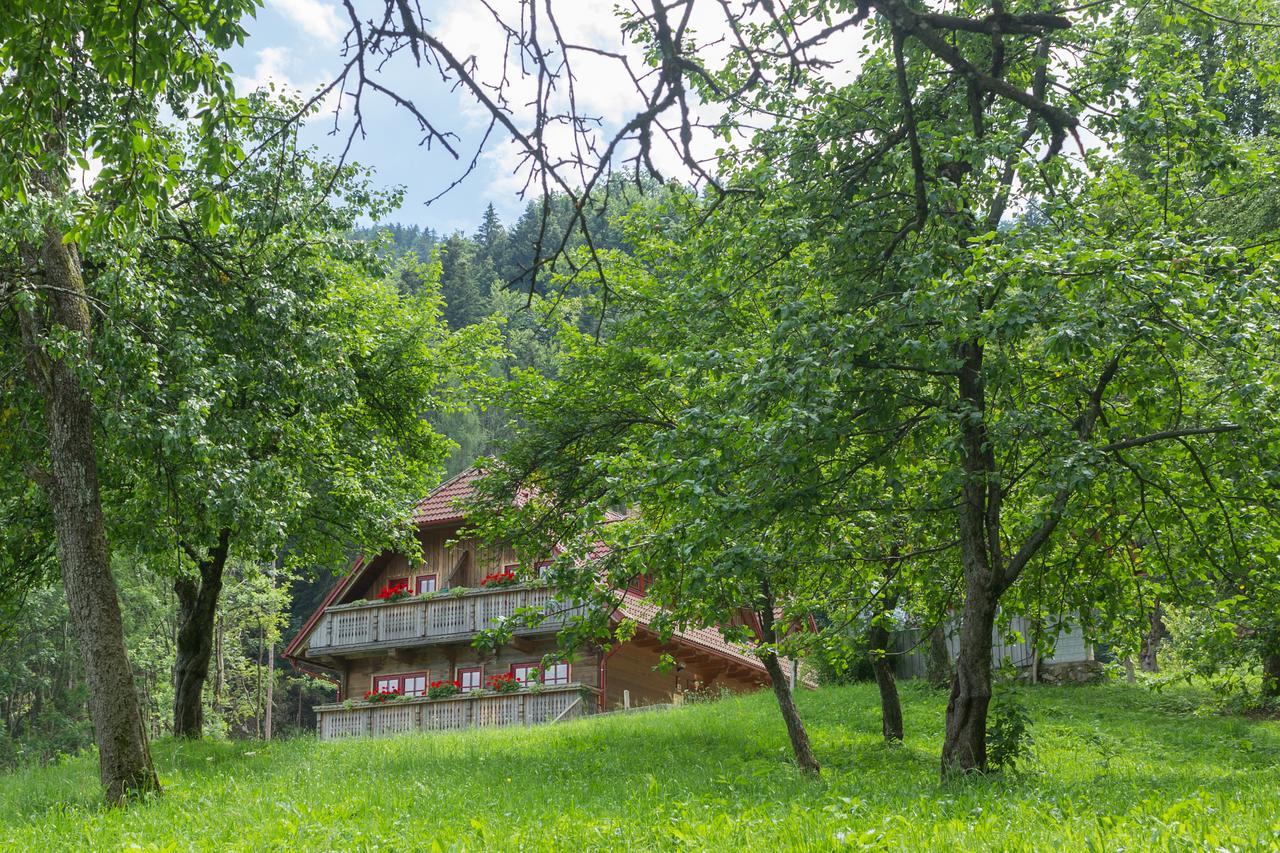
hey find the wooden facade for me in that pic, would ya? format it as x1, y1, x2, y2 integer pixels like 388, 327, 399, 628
285, 469, 774, 740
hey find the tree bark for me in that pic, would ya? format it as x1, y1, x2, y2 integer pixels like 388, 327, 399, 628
943, 580, 997, 774
172, 529, 231, 738
867, 593, 904, 742
943, 339, 1001, 776
757, 582, 820, 775
1139, 599, 1164, 673
760, 650, 820, 774
265, 641, 274, 741
17, 220, 160, 804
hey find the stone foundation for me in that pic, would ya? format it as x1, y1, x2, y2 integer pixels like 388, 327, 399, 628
1023, 659, 1105, 685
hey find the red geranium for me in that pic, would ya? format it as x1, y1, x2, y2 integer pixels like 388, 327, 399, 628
480, 570, 518, 588
486, 672, 522, 693
377, 581, 411, 601
427, 679, 462, 699
363, 687, 402, 703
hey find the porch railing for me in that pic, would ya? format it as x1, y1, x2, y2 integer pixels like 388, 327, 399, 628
313, 684, 596, 740
306, 584, 584, 655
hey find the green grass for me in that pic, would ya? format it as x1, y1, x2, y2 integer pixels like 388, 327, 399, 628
2, 682, 1278, 850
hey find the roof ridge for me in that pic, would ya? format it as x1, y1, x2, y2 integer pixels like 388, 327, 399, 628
412, 466, 480, 507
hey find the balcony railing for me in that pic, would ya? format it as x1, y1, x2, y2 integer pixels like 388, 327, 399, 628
306, 584, 585, 656
314, 684, 596, 740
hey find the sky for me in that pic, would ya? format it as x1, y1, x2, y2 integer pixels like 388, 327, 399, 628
223, 1, 863, 237
224, 0, 663, 236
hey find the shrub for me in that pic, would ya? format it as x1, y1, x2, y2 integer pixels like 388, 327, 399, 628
986, 692, 1033, 771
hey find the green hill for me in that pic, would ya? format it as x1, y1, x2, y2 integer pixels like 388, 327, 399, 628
2, 683, 1277, 850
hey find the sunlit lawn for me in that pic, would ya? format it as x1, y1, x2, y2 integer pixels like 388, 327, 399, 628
2, 681, 1277, 850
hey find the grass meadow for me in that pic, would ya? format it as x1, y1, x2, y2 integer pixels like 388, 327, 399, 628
1, 682, 1277, 850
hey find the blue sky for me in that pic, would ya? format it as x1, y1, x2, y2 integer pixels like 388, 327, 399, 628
221, 1, 862, 237
224, 0, 539, 236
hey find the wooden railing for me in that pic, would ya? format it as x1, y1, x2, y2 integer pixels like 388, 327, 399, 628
314, 684, 596, 740
306, 584, 584, 655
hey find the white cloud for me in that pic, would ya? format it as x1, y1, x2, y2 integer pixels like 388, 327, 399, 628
269, 0, 344, 45
235, 46, 341, 122
426, 1, 866, 202
235, 45, 294, 93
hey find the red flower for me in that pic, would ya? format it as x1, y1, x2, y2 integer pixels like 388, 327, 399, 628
480, 570, 519, 587
377, 581, 411, 601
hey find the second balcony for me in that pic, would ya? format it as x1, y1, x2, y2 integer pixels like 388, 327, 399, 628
304, 584, 584, 658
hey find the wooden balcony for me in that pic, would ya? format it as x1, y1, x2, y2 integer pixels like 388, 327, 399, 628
305, 584, 585, 658
314, 684, 595, 740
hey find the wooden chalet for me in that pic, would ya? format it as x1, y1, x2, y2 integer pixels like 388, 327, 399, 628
284, 469, 776, 740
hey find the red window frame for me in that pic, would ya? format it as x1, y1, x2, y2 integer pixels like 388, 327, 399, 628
414, 574, 438, 594
510, 660, 571, 685
541, 661, 571, 686
372, 670, 429, 697
510, 661, 540, 685
457, 666, 483, 693
387, 576, 409, 591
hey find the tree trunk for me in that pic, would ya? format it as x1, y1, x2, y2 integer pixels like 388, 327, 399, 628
867, 595, 904, 742
265, 641, 274, 741
1139, 599, 1164, 673
756, 582, 819, 775
215, 616, 225, 702
172, 530, 230, 738
943, 340, 1000, 777
927, 621, 953, 689
17, 221, 160, 804
760, 650, 820, 774
943, 584, 997, 775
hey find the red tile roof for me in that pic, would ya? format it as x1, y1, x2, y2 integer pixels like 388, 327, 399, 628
614, 590, 768, 674
411, 468, 486, 525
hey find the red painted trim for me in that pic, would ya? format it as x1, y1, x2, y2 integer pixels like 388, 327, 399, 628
597, 645, 621, 711
509, 660, 541, 684
508, 659, 570, 686
414, 574, 438, 594
371, 670, 430, 697
541, 660, 571, 686
456, 665, 483, 692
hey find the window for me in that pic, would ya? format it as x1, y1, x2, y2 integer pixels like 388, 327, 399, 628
387, 576, 409, 590
533, 560, 553, 579
510, 661, 570, 685
541, 662, 571, 685
372, 671, 428, 696
457, 666, 483, 693
414, 574, 438, 594
511, 662, 539, 685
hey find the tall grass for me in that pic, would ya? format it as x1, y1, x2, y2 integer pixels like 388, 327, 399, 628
1, 682, 1277, 850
